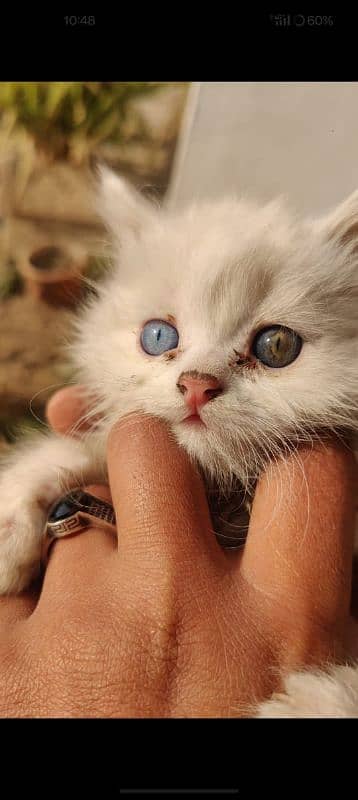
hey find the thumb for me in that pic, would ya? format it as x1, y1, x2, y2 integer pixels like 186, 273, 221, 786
46, 385, 100, 436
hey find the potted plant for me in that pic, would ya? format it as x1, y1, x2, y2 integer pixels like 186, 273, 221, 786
0, 82, 168, 305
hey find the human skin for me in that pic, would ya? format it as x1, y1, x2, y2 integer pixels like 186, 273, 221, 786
0, 386, 356, 717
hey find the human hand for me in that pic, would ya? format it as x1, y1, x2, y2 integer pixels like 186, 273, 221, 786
0, 386, 355, 717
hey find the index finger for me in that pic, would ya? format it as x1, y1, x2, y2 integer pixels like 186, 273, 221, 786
240, 439, 357, 628
107, 414, 221, 587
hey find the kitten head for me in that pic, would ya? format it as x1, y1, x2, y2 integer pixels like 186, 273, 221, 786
72, 167, 358, 489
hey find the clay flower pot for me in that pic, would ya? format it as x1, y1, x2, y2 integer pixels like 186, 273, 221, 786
18, 244, 88, 307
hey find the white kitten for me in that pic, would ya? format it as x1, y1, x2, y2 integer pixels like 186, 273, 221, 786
1, 167, 357, 716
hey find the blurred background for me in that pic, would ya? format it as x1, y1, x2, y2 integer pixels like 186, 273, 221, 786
0, 82, 189, 449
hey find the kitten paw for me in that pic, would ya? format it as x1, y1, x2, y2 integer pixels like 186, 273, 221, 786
257, 666, 358, 717
0, 492, 50, 594
0, 433, 101, 594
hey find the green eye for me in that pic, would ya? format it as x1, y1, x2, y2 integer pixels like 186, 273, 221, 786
252, 325, 302, 368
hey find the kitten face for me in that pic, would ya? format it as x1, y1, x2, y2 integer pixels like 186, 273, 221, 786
72, 169, 358, 489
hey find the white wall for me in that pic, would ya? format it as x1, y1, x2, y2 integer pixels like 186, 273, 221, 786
166, 82, 358, 217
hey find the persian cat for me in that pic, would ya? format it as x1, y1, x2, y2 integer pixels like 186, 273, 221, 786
1, 167, 358, 716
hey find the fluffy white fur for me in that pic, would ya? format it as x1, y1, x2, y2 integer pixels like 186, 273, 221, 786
257, 666, 358, 717
0, 166, 358, 716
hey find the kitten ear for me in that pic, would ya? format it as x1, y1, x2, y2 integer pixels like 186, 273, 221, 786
95, 165, 157, 238
317, 190, 358, 253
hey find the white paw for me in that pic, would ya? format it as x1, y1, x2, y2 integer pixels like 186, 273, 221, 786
0, 433, 100, 594
0, 491, 51, 594
257, 666, 358, 718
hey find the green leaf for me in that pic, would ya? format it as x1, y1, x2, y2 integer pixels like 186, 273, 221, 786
45, 82, 75, 116
0, 81, 188, 162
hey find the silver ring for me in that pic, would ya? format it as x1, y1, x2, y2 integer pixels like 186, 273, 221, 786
42, 488, 116, 566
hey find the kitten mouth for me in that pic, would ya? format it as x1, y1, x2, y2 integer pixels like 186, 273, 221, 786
182, 413, 206, 427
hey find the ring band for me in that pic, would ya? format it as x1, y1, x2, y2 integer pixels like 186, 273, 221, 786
42, 488, 117, 566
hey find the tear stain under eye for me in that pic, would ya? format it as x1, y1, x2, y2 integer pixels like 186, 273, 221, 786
166, 313, 177, 326
228, 349, 256, 370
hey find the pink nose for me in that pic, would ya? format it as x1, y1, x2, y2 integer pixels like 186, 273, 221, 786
177, 371, 223, 412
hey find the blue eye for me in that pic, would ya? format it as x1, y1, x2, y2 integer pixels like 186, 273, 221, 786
252, 325, 302, 368
140, 319, 179, 355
